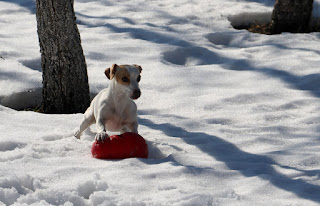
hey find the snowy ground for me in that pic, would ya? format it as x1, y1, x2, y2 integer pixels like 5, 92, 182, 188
1, 0, 320, 205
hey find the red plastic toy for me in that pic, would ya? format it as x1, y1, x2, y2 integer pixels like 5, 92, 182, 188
91, 132, 148, 159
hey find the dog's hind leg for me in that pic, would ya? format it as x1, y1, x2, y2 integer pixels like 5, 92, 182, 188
74, 110, 95, 139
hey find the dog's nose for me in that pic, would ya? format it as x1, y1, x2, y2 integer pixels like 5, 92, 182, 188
132, 89, 141, 99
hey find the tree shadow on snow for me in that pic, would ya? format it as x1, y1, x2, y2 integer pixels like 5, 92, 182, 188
78, 14, 320, 98
221, 58, 320, 98
239, 0, 274, 7
78, 20, 192, 48
139, 117, 320, 203
0, 0, 36, 13
76, 8, 320, 99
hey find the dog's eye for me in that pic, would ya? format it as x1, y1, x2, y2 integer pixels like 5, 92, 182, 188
122, 77, 129, 82
137, 75, 141, 82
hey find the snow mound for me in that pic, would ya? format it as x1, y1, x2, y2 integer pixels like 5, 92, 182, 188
0, 174, 41, 205
228, 12, 272, 28
0, 88, 42, 110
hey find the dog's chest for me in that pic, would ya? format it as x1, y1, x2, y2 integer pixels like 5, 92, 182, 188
104, 110, 129, 131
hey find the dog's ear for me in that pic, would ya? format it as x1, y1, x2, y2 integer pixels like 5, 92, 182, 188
105, 64, 118, 79
134, 64, 142, 73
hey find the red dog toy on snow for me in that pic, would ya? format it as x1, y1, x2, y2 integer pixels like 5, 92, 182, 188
91, 132, 148, 159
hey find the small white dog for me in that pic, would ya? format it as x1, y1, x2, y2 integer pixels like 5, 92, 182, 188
75, 64, 142, 141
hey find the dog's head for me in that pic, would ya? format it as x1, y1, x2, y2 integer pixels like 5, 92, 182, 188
105, 64, 142, 99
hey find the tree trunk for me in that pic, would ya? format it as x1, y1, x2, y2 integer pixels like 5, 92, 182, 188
36, 0, 90, 114
270, 0, 314, 34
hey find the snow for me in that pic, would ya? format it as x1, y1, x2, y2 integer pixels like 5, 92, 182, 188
1, 0, 320, 205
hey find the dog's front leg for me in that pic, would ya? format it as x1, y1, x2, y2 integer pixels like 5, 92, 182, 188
127, 120, 138, 134
95, 119, 109, 142
75, 108, 95, 139
120, 126, 130, 134
94, 103, 111, 142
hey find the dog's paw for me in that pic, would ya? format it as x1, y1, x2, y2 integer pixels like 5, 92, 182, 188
74, 130, 81, 139
95, 132, 109, 142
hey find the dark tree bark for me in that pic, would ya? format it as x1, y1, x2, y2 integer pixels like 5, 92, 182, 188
270, 0, 314, 34
36, 0, 90, 114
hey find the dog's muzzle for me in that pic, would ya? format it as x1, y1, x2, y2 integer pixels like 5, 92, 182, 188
131, 89, 141, 100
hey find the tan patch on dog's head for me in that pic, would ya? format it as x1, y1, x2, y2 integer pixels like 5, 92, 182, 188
114, 65, 131, 86
105, 64, 142, 85
105, 64, 118, 80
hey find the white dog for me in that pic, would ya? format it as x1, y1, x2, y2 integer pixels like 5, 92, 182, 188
75, 64, 142, 141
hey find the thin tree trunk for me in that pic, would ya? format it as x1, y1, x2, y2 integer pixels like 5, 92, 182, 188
270, 0, 314, 34
36, 0, 90, 114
